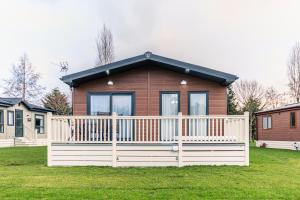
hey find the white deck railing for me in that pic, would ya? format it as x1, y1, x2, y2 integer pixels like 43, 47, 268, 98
48, 112, 249, 144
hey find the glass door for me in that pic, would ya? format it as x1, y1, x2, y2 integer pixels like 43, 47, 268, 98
160, 92, 179, 140
15, 110, 23, 137
112, 94, 133, 141
189, 92, 208, 137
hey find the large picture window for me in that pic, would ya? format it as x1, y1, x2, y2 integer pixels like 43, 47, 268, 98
263, 116, 272, 129
0, 110, 3, 133
88, 93, 134, 141
88, 93, 134, 116
35, 115, 45, 134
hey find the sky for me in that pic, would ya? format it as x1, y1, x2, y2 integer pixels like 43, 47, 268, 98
0, 0, 300, 97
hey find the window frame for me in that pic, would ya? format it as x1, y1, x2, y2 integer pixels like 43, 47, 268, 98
188, 91, 209, 115
7, 110, 14, 126
290, 112, 296, 128
0, 110, 4, 133
262, 115, 272, 130
159, 91, 180, 115
35, 114, 45, 134
87, 92, 135, 116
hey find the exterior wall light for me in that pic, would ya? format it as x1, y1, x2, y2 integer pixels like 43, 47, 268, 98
107, 80, 114, 86
180, 80, 187, 85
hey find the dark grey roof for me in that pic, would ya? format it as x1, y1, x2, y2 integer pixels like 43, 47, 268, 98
256, 103, 300, 115
61, 52, 238, 87
0, 97, 53, 113
0, 99, 13, 107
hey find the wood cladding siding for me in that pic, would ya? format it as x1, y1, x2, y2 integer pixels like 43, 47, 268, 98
72, 65, 227, 116
256, 109, 300, 141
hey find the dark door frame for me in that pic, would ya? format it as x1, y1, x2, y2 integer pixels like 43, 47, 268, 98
15, 109, 24, 137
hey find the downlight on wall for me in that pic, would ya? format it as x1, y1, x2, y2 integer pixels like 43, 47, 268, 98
107, 80, 114, 86
180, 80, 187, 85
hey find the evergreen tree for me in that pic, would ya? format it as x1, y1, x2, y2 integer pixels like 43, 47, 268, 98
242, 97, 263, 140
42, 88, 71, 115
227, 85, 239, 115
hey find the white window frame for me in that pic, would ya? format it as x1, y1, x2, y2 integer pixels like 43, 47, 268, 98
7, 110, 14, 126
263, 116, 272, 129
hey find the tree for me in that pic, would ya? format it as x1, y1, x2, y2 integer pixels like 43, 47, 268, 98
3, 54, 45, 102
96, 24, 114, 65
265, 87, 285, 109
287, 42, 300, 103
233, 80, 266, 140
42, 88, 71, 115
227, 85, 239, 115
241, 97, 263, 140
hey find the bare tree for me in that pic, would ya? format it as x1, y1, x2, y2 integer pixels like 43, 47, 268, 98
3, 54, 45, 102
233, 80, 266, 140
234, 80, 266, 109
265, 87, 285, 109
95, 24, 114, 65
287, 42, 300, 103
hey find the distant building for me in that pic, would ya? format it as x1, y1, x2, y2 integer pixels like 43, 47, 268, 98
256, 103, 300, 150
0, 97, 53, 147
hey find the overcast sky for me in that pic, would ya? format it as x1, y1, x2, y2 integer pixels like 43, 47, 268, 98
0, 0, 300, 96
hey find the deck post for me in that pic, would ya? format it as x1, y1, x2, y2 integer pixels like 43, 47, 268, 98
178, 112, 183, 167
47, 112, 53, 167
112, 112, 117, 167
244, 112, 250, 166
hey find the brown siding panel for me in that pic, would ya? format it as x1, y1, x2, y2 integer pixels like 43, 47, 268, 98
257, 109, 300, 141
73, 65, 227, 116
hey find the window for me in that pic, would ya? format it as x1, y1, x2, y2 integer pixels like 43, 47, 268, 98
160, 92, 179, 139
188, 92, 208, 136
290, 112, 296, 128
0, 110, 3, 133
88, 93, 134, 116
7, 111, 14, 126
189, 92, 208, 115
90, 95, 110, 115
35, 115, 45, 134
160, 92, 179, 115
263, 116, 272, 129
88, 93, 134, 141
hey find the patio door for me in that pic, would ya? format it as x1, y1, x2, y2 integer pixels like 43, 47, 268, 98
188, 92, 208, 137
112, 94, 133, 141
160, 92, 179, 140
88, 93, 133, 141
15, 110, 23, 137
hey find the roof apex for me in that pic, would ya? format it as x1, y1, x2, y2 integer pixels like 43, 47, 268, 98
61, 52, 238, 87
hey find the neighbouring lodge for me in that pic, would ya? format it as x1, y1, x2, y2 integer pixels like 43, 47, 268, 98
48, 52, 249, 167
0, 98, 53, 147
256, 103, 300, 150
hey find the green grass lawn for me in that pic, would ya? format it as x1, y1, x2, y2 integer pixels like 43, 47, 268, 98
0, 146, 300, 200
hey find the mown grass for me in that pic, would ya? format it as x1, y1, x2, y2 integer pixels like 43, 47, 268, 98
0, 146, 299, 199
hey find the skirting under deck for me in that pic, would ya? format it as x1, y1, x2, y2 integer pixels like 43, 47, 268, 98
48, 143, 247, 167
256, 140, 300, 151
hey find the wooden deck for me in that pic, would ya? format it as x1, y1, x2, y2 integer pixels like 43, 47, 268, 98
47, 112, 249, 167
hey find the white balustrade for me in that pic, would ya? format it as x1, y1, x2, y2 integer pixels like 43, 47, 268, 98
50, 113, 248, 144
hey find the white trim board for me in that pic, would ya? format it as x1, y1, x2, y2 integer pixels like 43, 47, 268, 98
0, 139, 14, 148
48, 143, 247, 167
256, 140, 300, 151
